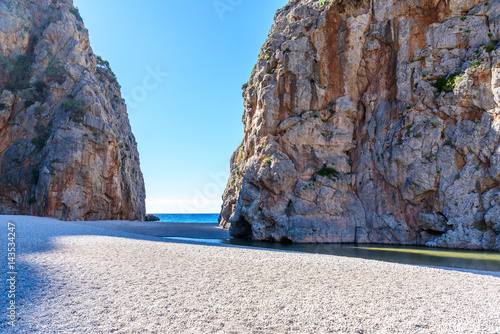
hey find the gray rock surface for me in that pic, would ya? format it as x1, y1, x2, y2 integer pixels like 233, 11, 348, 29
145, 214, 160, 222
0, 0, 145, 221
220, 0, 500, 251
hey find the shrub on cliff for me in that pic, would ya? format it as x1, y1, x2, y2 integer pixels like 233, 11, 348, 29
431, 71, 463, 93
31, 125, 50, 153
317, 165, 340, 181
2, 54, 34, 92
96, 55, 118, 83
69, 7, 83, 22
484, 39, 499, 53
44, 60, 66, 85
23, 81, 49, 108
0, 52, 13, 81
62, 95, 86, 124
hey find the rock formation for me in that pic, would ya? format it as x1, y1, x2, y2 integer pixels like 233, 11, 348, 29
220, 0, 500, 251
145, 214, 160, 222
0, 0, 145, 221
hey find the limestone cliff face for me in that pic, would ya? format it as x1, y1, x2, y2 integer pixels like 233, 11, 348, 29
220, 0, 500, 251
0, 0, 145, 221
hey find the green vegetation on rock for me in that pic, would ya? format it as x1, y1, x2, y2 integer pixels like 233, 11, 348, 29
317, 164, 340, 181
31, 124, 50, 153
45, 60, 66, 84
69, 7, 83, 22
484, 39, 499, 53
62, 95, 86, 124
431, 71, 463, 93
1, 54, 34, 92
23, 81, 50, 108
96, 55, 117, 82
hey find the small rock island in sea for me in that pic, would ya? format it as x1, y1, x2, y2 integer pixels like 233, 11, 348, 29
0, 0, 145, 221
219, 0, 500, 251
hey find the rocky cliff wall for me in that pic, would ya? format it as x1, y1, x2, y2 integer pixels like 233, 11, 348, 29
220, 0, 500, 251
0, 0, 145, 221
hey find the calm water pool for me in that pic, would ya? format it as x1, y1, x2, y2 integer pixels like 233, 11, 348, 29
166, 237, 500, 273
159, 215, 500, 273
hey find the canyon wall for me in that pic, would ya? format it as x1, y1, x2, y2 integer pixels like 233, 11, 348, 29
0, 0, 145, 220
220, 0, 500, 250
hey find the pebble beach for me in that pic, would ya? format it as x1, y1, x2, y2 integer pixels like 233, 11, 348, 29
1, 215, 499, 333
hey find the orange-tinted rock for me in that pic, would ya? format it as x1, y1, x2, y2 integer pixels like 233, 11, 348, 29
220, 0, 500, 251
0, 0, 145, 221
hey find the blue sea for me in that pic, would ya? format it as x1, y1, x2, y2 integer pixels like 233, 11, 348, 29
152, 213, 219, 224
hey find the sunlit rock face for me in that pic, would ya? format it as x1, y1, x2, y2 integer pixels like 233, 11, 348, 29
220, 0, 500, 251
0, 0, 145, 221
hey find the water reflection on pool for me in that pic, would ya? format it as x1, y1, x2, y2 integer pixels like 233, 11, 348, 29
165, 237, 500, 273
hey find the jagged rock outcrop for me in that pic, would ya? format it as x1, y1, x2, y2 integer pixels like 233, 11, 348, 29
220, 0, 500, 251
145, 214, 160, 222
0, 0, 145, 221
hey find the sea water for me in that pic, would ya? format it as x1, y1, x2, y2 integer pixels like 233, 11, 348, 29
152, 213, 219, 223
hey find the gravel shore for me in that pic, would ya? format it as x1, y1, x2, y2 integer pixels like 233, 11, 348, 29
1, 215, 499, 333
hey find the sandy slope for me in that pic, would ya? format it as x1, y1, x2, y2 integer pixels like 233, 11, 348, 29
0, 215, 499, 334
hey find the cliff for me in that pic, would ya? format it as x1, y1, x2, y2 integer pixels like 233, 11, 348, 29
220, 0, 500, 251
0, 0, 145, 221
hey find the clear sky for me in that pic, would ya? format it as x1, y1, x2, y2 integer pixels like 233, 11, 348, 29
74, 0, 288, 213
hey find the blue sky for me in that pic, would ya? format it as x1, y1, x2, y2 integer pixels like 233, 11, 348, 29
74, 0, 288, 213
